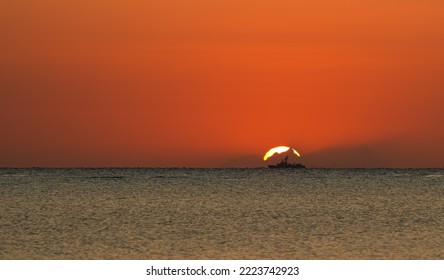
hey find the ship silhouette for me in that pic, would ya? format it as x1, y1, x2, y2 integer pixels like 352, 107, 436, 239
268, 155, 305, 168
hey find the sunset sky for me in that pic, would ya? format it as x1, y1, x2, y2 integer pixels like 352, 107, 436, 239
1, 1, 443, 167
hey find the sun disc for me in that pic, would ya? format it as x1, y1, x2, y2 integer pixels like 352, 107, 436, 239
264, 146, 301, 161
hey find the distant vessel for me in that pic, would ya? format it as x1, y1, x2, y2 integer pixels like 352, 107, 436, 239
268, 156, 305, 169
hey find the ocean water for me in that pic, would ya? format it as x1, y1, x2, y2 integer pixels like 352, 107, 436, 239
0, 168, 443, 259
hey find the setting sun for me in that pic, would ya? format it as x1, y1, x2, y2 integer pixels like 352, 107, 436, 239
263, 146, 301, 161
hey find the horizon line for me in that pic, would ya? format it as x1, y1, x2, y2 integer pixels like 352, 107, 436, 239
0, 166, 442, 169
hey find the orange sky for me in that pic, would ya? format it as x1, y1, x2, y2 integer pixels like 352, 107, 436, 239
1, 1, 443, 167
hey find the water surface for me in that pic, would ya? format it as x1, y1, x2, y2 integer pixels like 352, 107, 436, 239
1, 168, 443, 259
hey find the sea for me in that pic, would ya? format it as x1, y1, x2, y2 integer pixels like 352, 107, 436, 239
0, 168, 443, 260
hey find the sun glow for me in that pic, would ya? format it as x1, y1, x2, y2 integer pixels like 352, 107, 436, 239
263, 146, 301, 161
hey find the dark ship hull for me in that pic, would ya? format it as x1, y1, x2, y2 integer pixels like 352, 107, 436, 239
267, 155, 305, 168
268, 162, 305, 168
